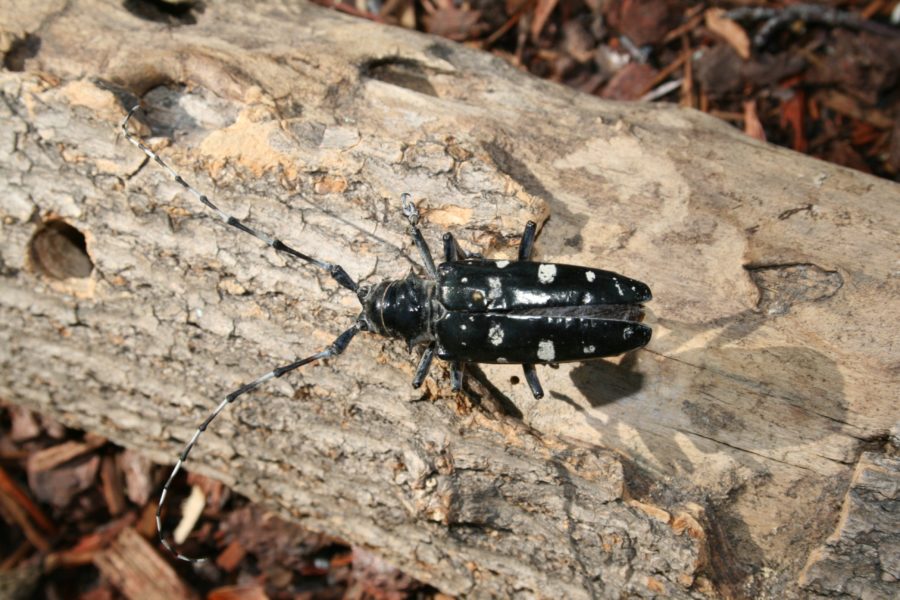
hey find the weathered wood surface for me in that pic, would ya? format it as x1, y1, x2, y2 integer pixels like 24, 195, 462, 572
1, 0, 898, 597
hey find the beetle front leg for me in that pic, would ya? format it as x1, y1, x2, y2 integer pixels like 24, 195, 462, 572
400, 193, 438, 278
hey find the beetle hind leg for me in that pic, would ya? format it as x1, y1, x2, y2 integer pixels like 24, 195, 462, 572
522, 364, 544, 399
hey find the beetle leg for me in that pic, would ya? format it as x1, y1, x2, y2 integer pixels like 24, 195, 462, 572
450, 361, 466, 391
522, 364, 544, 399
443, 231, 483, 261
442, 232, 461, 262
400, 193, 438, 278
412, 344, 435, 388
518, 221, 537, 262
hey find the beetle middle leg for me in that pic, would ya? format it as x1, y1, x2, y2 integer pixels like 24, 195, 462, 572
442, 232, 464, 262
522, 364, 544, 399
450, 361, 466, 391
442, 232, 483, 261
518, 221, 537, 261
517, 221, 544, 398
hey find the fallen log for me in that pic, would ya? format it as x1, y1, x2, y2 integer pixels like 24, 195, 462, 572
1, 0, 897, 597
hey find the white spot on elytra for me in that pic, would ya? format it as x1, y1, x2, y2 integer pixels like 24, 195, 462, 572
613, 278, 625, 295
583, 345, 596, 354
489, 323, 505, 346
538, 264, 557, 284
586, 271, 596, 282
468, 316, 475, 322
461, 277, 468, 283
537, 339, 555, 361
496, 260, 509, 268
623, 326, 634, 339
583, 293, 593, 304
497, 357, 508, 363
487, 277, 503, 300
460, 324, 467, 330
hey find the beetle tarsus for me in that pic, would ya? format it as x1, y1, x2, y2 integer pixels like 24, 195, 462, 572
522, 364, 544, 399
412, 344, 435, 388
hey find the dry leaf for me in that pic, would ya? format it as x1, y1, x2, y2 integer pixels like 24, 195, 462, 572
780, 90, 807, 152
94, 528, 199, 600
215, 539, 247, 572
888, 118, 900, 172
100, 456, 127, 516
422, 0, 483, 41
607, 0, 673, 46
705, 8, 750, 60
27, 454, 100, 508
9, 405, 41, 442
26, 439, 103, 473
207, 585, 269, 600
531, 0, 561, 40
117, 450, 153, 506
0, 465, 55, 532
601, 63, 659, 100
743, 100, 766, 141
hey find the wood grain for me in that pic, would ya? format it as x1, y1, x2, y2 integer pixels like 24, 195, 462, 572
1, 0, 897, 597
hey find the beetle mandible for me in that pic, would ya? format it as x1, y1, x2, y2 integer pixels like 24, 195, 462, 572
120, 106, 652, 562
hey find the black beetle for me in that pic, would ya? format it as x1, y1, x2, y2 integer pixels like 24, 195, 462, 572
121, 106, 651, 562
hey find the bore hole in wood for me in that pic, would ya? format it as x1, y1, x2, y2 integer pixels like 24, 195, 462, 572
122, 0, 205, 26
3, 33, 41, 72
28, 220, 94, 280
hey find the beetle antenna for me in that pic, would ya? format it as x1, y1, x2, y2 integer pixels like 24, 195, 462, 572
121, 105, 357, 292
157, 321, 361, 562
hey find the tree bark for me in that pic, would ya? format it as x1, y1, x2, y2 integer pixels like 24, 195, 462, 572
1, 0, 898, 597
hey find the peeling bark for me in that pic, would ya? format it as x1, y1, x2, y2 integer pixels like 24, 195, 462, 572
1, 0, 898, 597
799, 452, 900, 599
